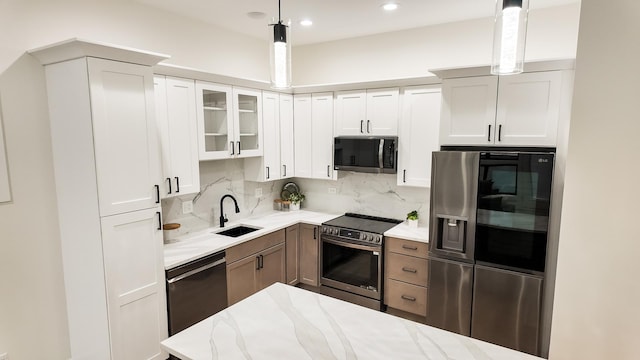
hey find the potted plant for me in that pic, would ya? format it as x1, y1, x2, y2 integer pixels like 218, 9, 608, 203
406, 210, 419, 228
288, 192, 305, 211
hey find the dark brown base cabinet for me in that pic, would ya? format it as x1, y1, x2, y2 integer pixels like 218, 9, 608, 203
384, 237, 429, 319
299, 224, 320, 287
226, 230, 286, 305
285, 225, 300, 285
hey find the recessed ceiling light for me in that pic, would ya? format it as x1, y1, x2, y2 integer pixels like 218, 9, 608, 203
300, 19, 313, 27
247, 11, 266, 20
382, 3, 398, 11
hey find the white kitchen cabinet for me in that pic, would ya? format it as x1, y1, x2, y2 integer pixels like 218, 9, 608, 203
335, 88, 399, 136
154, 76, 200, 198
196, 82, 263, 160
293, 93, 336, 180
101, 208, 167, 360
31, 39, 169, 360
279, 94, 295, 179
439, 71, 565, 147
397, 85, 441, 188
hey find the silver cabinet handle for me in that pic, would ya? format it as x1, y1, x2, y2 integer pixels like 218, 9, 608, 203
402, 267, 418, 273
401, 295, 416, 302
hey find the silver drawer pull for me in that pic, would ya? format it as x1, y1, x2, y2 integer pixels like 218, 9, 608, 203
402, 267, 418, 273
402, 245, 418, 250
401, 295, 416, 302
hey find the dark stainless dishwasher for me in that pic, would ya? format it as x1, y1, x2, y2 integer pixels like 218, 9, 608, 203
166, 250, 227, 335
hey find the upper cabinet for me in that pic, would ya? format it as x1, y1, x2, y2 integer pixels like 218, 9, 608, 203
439, 71, 568, 147
294, 93, 336, 180
397, 85, 442, 188
244, 92, 294, 182
196, 81, 262, 160
335, 88, 399, 136
154, 76, 200, 198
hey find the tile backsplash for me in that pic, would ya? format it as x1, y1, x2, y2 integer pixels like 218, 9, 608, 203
162, 160, 429, 240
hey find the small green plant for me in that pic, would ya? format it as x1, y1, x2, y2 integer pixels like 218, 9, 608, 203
406, 210, 419, 221
288, 192, 305, 205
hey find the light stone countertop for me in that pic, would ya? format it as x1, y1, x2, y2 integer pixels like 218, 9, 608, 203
161, 283, 542, 360
164, 210, 340, 270
384, 222, 429, 243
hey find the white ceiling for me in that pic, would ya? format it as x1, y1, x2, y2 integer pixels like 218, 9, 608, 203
136, 0, 579, 46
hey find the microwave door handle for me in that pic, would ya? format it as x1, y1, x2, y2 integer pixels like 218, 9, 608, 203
378, 139, 384, 170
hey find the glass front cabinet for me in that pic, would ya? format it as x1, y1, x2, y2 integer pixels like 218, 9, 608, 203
196, 81, 263, 160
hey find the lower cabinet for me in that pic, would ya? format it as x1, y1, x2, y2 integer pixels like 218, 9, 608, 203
285, 225, 300, 285
226, 230, 286, 305
384, 237, 429, 319
299, 224, 320, 286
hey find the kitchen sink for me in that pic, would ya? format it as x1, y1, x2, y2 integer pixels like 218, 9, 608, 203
215, 225, 261, 238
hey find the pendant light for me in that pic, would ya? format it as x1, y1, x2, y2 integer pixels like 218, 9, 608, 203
269, 0, 291, 89
491, 0, 529, 75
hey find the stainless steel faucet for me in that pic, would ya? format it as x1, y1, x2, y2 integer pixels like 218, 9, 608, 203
219, 194, 240, 227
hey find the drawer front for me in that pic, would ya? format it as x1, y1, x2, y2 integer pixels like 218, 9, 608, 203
386, 237, 428, 259
227, 229, 285, 264
386, 252, 428, 286
385, 279, 427, 316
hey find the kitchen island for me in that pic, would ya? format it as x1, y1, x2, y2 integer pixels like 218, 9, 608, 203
161, 283, 542, 360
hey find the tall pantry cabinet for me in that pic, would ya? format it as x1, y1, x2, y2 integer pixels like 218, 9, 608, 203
30, 40, 169, 360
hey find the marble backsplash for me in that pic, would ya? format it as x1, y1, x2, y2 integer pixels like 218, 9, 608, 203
162, 160, 430, 240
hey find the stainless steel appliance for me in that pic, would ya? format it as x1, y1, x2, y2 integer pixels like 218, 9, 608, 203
166, 250, 227, 335
333, 136, 398, 173
320, 213, 402, 310
426, 150, 554, 357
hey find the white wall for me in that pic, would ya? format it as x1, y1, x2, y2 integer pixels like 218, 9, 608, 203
293, 4, 581, 85
549, 1, 640, 359
0, 1, 268, 359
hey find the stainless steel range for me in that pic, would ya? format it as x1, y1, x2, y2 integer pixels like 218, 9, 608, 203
320, 213, 402, 310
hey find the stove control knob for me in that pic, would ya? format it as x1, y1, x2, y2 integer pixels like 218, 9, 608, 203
375, 236, 381, 243
366, 234, 373, 241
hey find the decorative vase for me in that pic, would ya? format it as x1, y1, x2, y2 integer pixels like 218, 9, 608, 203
407, 219, 418, 228
290, 202, 300, 211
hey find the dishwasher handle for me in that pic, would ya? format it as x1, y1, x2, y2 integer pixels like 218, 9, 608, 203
167, 258, 226, 284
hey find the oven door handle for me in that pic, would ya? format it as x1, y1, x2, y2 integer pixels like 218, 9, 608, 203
321, 235, 381, 252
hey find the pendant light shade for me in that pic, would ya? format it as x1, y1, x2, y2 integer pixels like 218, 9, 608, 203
491, 0, 529, 75
269, 0, 291, 89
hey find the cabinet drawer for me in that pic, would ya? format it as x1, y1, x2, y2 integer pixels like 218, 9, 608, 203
385, 279, 427, 317
386, 252, 428, 286
227, 229, 285, 264
386, 237, 428, 259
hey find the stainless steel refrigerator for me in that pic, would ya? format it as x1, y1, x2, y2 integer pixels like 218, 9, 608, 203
426, 150, 554, 357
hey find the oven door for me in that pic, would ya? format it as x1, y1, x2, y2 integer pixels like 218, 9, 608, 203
320, 235, 383, 300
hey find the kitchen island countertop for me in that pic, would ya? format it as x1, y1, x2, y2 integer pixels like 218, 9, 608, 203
161, 282, 542, 360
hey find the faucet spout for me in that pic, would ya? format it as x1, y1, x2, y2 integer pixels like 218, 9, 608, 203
219, 194, 240, 228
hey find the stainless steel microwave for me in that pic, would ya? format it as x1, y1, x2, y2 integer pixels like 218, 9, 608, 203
333, 136, 397, 174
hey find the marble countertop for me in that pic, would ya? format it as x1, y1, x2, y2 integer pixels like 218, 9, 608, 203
161, 283, 542, 360
164, 210, 340, 270
385, 222, 429, 243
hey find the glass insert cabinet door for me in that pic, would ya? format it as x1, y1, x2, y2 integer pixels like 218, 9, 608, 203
195, 81, 262, 160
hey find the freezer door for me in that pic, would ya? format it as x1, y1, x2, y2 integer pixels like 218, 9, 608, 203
471, 264, 543, 356
429, 151, 479, 261
426, 256, 473, 336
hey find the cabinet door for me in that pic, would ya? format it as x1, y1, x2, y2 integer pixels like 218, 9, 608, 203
261, 91, 281, 181
280, 94, 295, 179
299, 224, 319, 286
285, 225, 299, 285
195, 81, 234, 160
227, 255, 259, 306
311, 93, 335, 179
153, 76, 172, 198
335, 90, 366, 136
101, 207, 167, 360
88, 58, 161, 216
234, 87, 263, 158
257, 243, 286, 291
440, 76, 498, 146
397, 86, 441, 187
495, 71, 562, 146
367, 88, 399, 135
293, 94, 313, 178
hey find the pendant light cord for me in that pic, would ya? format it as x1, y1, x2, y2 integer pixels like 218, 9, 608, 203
278, 0, 282, 24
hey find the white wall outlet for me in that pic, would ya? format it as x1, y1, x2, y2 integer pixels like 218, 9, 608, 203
182, 200, 193, 214
0, 352, 8, 360
328, 187, 337, 194
255, 187, 263, 198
